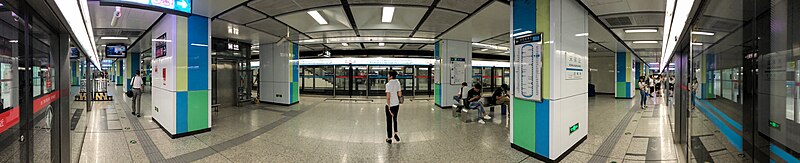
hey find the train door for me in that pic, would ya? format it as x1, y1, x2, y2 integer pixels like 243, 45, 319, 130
415, 65, 433, 96
334, 65, 349, 97
352, 66, 367, 97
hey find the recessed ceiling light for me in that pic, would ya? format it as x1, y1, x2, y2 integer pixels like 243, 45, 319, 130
307, 10, 328, 25
480, 49, 488, 51
342, 43, 349, 46
382, 7, 395, 23
100, 37, 128, 40
691, 31, 714, 36
624, 29, 658, 33
378, 43, 385, 46
632, 41, 658, 44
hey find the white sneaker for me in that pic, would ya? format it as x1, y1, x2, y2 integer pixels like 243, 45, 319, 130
478, 119, 485, 124
483, 115, 492, 120
452, 104, 457, 108
461, 109, 468, 113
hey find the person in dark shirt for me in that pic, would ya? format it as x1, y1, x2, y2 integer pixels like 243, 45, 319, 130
467, 83, 492, 124
493, 84, 509, 106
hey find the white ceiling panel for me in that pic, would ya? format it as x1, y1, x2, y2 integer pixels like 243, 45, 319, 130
412, 31, 438, 38
351, 6, 427, 30
247, 18, 302, 38
349, 0, 433, 6
441, 2, 508, 42
212, 20, 281, 45
438, 0, 489, 13
192, 0, 247, 17
306, 30, 358, 38
417, 9, 467, 34
276, 7, 352, 33
582, 0, 665, 15
219, 6, 267, 24
88, 1, 161, 29
249, 0, 341, 16
363, 43, 402, 49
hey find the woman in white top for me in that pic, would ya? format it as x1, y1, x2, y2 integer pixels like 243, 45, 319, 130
384, 71, 402, 144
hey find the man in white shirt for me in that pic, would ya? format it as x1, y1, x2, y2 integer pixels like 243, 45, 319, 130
131, 70, 144, 117
384, 71, 402, 144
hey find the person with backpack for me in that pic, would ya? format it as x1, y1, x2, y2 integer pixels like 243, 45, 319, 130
130, 70, 144, 117
384, 71, 402, 144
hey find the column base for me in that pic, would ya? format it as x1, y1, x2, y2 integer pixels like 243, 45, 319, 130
511, 135, 587, 163
261, 101, 299, 106
434, 103, 454, 109
152, 118, 211, 139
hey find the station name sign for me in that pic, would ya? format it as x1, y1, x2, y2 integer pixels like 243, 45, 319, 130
101, 0, 191, 15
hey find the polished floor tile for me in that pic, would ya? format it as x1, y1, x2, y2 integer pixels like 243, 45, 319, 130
63, 85, 685, 162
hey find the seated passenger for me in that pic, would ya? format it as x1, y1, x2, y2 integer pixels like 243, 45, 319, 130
467, 83, 492, 124
493, 84, 510, 106
453, 82, 469, 112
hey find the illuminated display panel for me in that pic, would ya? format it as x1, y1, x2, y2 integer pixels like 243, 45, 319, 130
100, 0, 191, 14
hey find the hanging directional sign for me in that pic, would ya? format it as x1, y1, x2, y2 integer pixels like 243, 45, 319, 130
101, 0, 192, 15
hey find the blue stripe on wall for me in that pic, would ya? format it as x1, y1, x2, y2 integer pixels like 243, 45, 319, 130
187, 15, 209, 91
771, 144, 800, 163
698, 100, 742, 131
176, 92, 188, 133
616, 52, 626, 82
512, 0, 536, 33
694, 99, 742, 151
535, 100, 550, 157
625, 82, 631, 97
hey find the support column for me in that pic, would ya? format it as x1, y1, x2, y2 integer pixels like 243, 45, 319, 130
699, 52, 715, 99
615, 51, 634, 99
125, 52, 140, 90
117, 60, 123, 86
150, 14, 211, 138
259, 41, 300, 105
510, 0, 589, 162
433, 39, 472, 107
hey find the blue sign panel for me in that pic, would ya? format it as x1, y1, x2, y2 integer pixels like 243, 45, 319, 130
101, 0, 191, 14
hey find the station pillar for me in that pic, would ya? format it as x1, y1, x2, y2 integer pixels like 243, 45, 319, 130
117, 60, 124, 86
433, 39, 472, 107
149, 14, 211, 138
258, 42, 300, 105
510, 0, 589, 162
698, 52, 715, 99
615, 51, 634, 99
125, 52, 140, 90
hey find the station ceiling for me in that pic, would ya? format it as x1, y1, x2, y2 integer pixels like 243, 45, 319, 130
88, 0, 669, 62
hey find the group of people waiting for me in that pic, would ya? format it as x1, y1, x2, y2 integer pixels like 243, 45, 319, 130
381, 71, 511, 144
637, 74, 680, 109
452, 82, 510, 124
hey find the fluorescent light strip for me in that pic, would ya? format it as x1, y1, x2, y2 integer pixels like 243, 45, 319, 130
691, 42, 703, 46
624, 29, 658, 33
633, 41, 658, 44
574, 33, 588, 37
378, 43, 385, 46
100, 36, 128, 40
382, 7, 395, 23
190, 43, 208, 47
691, 31, 715, 36
511, 31, 532, 37
307, 10, 328, 25
341, 43, 349, 46
152, 39, 172, 42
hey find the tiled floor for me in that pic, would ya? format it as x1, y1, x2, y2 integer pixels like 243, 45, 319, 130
64, 84, 682, 163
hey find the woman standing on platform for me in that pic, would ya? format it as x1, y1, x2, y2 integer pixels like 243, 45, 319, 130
384, 71, 402, 144
638, 77, 648, 109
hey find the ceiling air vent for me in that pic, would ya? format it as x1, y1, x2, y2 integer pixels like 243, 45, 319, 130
604, 16, 633, 27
